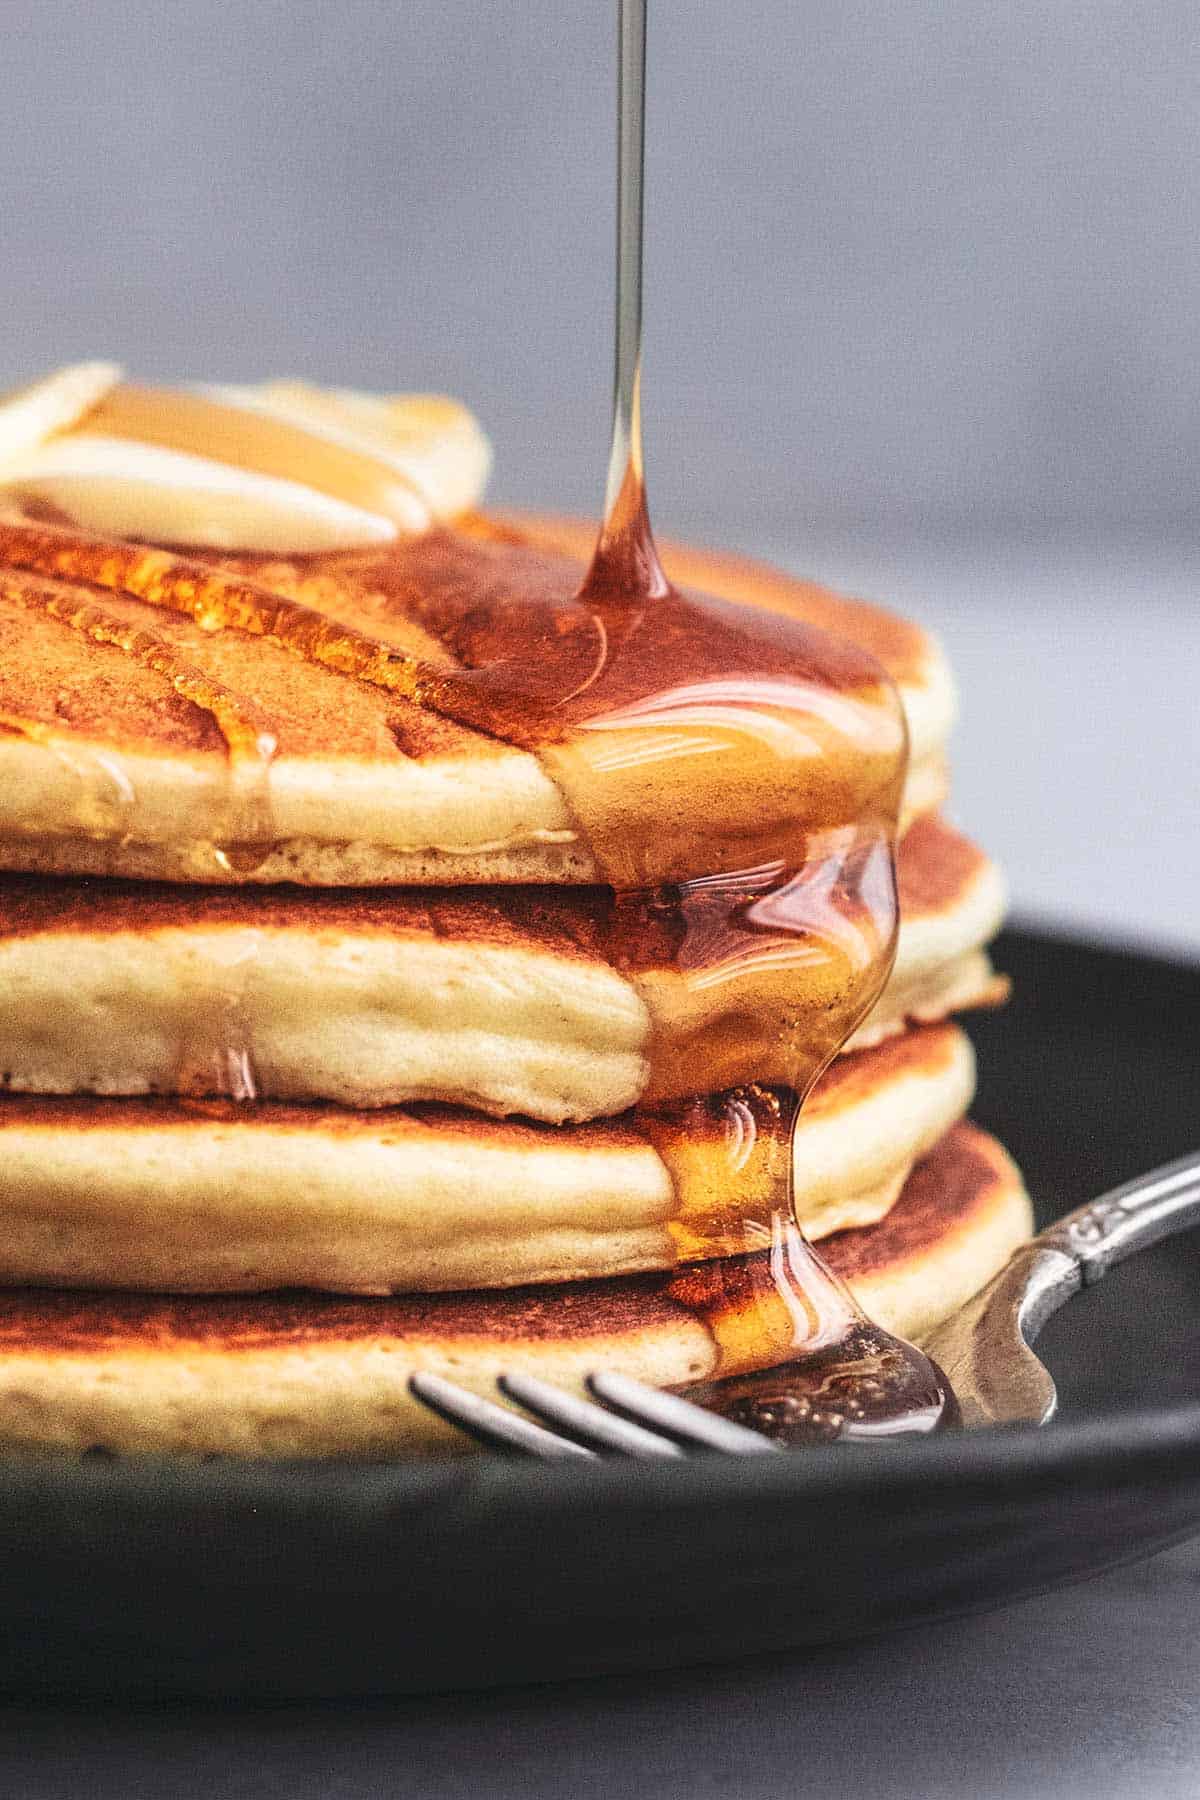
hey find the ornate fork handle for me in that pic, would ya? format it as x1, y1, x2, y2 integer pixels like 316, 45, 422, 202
926, 1149, 1200, 1429
1008, 1149, 1200, 1367
1038, 1150, 1200, 1285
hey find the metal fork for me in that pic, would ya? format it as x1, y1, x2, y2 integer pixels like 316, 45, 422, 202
409, 1368, 781, 1460
409, 1150, 1200, 1457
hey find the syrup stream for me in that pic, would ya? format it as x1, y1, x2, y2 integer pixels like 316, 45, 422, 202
587, 0, 954, 1442
588, 0, 666, 604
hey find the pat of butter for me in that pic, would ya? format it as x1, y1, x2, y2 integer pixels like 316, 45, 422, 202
0, 367, 492, 553
0, 434, 399, 554
0, 362, 122, 463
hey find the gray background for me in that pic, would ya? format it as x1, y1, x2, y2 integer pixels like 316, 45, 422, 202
5, 0, 1200, 534
2, 0, 1198, 950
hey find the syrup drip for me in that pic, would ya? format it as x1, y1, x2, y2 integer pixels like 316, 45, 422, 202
0, 715, 135, 842
165, 928, 262, 1103
644, 1087, 956, 1440
566, 504, 952, 1437
556, 0, 952, 1440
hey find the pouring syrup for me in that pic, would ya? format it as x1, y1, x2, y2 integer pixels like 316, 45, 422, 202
578, 0, 955, 1442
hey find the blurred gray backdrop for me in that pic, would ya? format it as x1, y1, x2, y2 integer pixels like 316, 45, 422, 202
4, 0, 1199, 536
2, 0, 1198, 950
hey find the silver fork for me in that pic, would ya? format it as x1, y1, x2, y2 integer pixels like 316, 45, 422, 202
409, 1150, 1200, 1457
409, 1369, 781, 1460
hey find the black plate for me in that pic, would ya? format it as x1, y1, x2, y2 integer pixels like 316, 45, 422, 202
0, 926, 1197, 1700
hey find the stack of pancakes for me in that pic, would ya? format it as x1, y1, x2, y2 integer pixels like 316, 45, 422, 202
0, 371, 1032, 1457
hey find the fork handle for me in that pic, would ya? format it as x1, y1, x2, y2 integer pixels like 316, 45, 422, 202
1034, 1149, 1200, 1291
924, 1148, 1200, 1430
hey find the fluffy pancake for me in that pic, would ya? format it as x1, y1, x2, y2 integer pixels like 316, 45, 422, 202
0, 1023, 974, 1295
0, 1123, 1031, 1458
0, 816, 1004, 1119
844, 814, 1008, 1054
0, 514, 951, 886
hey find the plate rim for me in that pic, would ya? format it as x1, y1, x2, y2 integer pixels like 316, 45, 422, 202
4, 1396, 1200, 1522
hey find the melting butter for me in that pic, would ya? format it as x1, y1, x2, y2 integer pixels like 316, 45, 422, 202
0, 362, 121, 463
0, 370, 492, 554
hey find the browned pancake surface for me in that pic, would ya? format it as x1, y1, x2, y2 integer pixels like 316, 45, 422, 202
896, 814, 987, 914
0, 565, 464, 764
0, 513, 939, 770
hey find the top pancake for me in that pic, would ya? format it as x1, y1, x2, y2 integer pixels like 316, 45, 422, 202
0, 511, 953, 886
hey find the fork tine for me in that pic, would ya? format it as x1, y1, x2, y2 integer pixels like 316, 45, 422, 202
587, 1371, 783, 1455
499, 1372, 685, 1459
408, 1372, 595, 1458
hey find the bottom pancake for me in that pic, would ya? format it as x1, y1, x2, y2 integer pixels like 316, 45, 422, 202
0, 1122, 1031, 1458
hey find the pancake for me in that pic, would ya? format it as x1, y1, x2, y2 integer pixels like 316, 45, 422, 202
844, 814, 1009, 1054
0, 514, 952, 887
0, 816, 1004, 1119
0, 1123, 1031, 1458
0, 1023, 974, 1295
